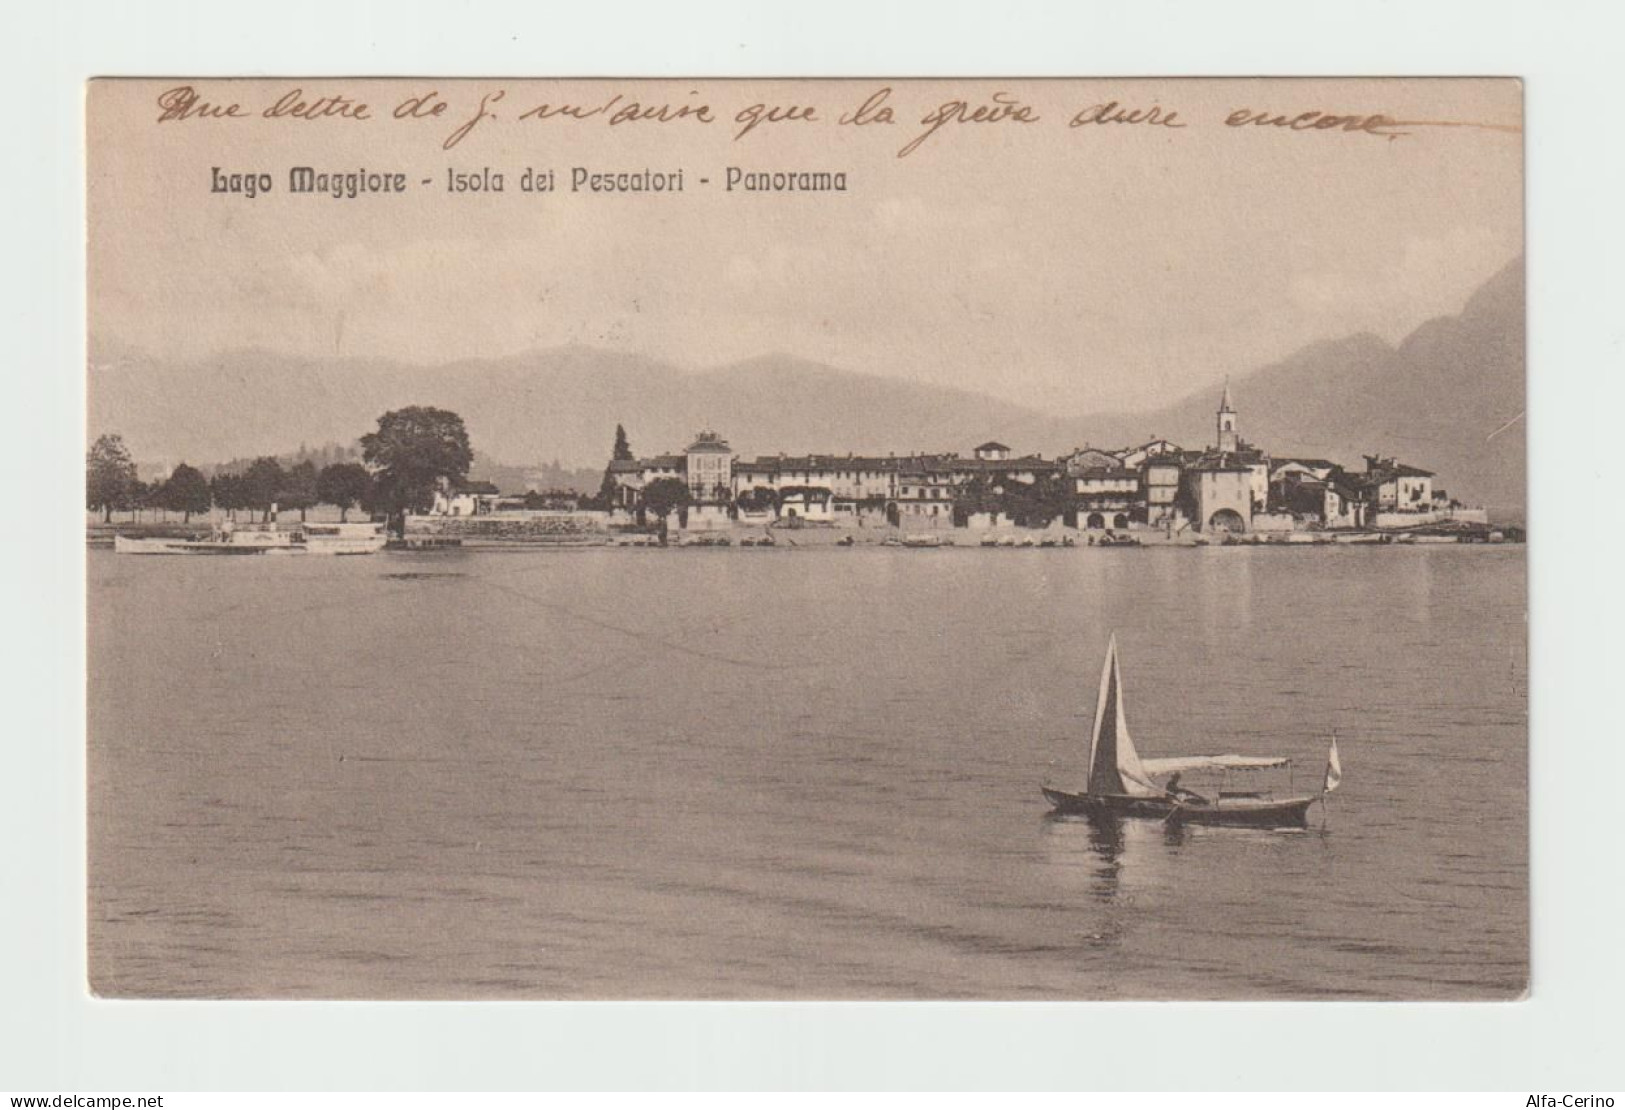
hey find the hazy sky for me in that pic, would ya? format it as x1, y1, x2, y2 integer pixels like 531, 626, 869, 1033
89, 78, 1521, 416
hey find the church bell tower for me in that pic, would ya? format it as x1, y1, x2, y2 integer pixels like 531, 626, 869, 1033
1217, 380, 1239, 454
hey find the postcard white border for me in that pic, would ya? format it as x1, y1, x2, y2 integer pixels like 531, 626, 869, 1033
6, 0, 1623, 1092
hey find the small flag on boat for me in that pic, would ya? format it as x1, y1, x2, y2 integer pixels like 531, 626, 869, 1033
1323, 736, 1343, 794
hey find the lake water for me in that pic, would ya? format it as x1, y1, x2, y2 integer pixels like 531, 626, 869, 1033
87, 544, 1527, 999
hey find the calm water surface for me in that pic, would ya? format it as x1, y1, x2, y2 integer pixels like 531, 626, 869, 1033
88, 545, 1527, 999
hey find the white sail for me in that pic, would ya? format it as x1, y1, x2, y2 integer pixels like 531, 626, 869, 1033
1323, 736, 1343, 794
1083, 634, 1115, 791
1085, 634, 1160, 797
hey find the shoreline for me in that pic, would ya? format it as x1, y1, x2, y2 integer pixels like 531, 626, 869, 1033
87, 520, 1525, 551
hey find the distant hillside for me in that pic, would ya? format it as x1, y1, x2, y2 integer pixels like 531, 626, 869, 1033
1073, 259, 1525, 513
89, 257, 1524, 511
87, 341, 1080, 480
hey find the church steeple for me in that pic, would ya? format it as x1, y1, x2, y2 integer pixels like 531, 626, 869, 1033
1216, 379, 1239, 453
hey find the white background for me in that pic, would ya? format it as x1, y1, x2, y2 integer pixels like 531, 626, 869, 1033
2, 0, 1622, 1092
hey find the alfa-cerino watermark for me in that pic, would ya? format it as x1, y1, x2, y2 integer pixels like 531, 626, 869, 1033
1526, 1098, 1615, 1108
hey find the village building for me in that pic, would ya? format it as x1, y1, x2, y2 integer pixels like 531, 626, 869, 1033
1115, 439, 1182, 469
639, 454, 686, 485
430, 477, 501, 517
1142, 455, 1184, 528
1363, 455, 1436, 512
684, 431, 734, 503
1323, 472, 1371, 529
1073, 466, 1139, 530
1180, 387, 1269, 533
892, 458, 958, 528
1185, 456, 1256, 533
1216, 381, 1240, 454
1270, 458, 1339, 485
733, 453, 900, 502
776, 485, 838, 523
603, 458, 643, 510
582, 410, 1471, 539
1062, 447, 1120, 474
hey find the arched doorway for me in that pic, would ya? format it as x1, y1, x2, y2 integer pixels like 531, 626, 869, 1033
885, 502, 901, 528
1085, 512, 1106, 530
1208, 508, 1246, 533
1112, 513, 1129, 529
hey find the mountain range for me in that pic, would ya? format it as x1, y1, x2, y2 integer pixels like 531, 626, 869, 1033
89, 257, 1524, 512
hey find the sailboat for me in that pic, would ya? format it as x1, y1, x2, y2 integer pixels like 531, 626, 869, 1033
1041, 634, 1331, 828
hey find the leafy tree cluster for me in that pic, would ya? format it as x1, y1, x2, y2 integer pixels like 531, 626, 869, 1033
86, 434, 139, 522
157, 463, 211, 522
207, 457, 317, 522
953, 472, 1077, 528
95, 406, 481, 532
640, 477, 691, 540
361, 406, 474, 531
316, 462, 372, 522
734, 486, 779, 513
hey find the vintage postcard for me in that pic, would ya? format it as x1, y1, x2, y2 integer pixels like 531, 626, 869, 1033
86, 77, 1525, 1000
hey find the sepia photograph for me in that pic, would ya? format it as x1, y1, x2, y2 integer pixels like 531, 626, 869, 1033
84, 76, 1526, 1002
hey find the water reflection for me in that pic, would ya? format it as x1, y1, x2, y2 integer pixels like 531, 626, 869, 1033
1040, 812, 1187, 906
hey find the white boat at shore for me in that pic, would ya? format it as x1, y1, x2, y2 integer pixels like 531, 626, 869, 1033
114, 521, 386, 556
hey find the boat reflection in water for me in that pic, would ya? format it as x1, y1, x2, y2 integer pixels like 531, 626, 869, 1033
1038, 809, 1187, 913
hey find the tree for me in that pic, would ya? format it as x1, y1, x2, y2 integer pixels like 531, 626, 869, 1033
596, 466, 620, 509
86, 434, 138, 523
640, 477, 691, 542
317, 462, 372, 522
241, 457, 287, 522
360, 406, 473, 532
612, 424, 633, 462
125, 477, 157, 522
210, 472, 246, 521
279, 460, 319, 522
735, 487, 778, 514
160, 462, 211, 523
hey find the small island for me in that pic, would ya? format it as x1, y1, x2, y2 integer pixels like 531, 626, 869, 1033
88, 385, 1518, 551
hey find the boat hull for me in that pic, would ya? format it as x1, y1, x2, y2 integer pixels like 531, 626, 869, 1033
1041, 786, 1316, 828
115, 535, 276, 555
114, 534, 386, 556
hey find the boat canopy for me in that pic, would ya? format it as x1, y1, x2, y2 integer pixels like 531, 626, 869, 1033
1142, 755, 1290, 775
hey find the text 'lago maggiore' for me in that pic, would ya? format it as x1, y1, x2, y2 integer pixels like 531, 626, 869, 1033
209, 166, 851, 199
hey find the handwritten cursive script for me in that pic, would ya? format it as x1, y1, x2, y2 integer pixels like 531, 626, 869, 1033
147, 84, 1520, 156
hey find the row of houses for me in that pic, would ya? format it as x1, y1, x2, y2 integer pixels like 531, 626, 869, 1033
435, 387, 1476, 534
